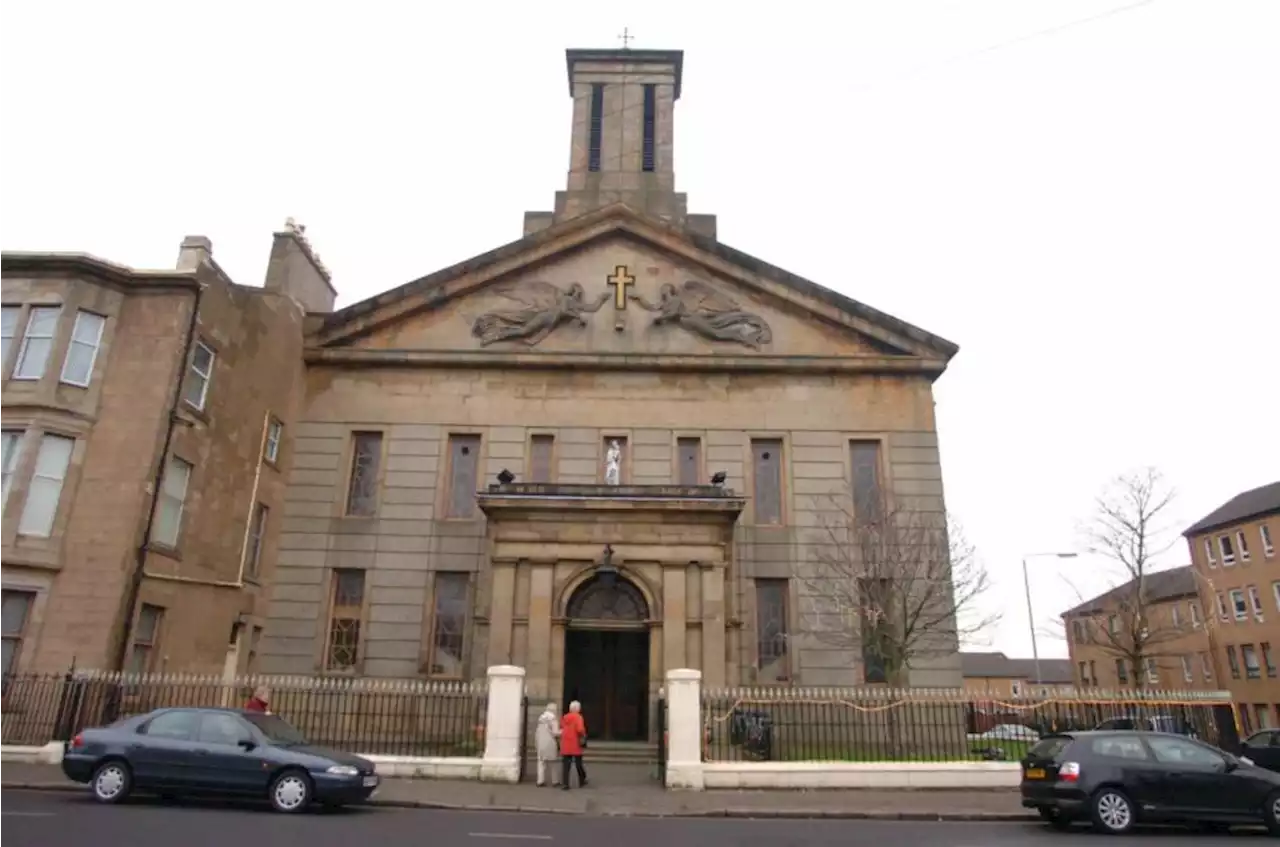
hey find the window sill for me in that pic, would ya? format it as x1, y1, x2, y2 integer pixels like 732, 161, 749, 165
145, 543, 183, 562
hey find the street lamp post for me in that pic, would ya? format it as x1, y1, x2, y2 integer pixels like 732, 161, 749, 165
1023, 551, 1080, 687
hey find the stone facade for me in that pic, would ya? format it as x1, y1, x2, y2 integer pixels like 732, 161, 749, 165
257, 46, 964, 726
1, 229, 321, 677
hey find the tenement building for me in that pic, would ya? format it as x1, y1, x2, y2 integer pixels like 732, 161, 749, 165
256, 46, 961, 742
1, 231, 328, 677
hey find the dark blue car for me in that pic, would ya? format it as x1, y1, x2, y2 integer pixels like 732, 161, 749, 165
61, 707, 379, 813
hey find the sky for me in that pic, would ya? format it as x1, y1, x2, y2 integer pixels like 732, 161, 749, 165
3, 1, 1278, 661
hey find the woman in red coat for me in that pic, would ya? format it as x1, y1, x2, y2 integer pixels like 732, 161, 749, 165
244, 686, 270, 713
559, 700, 588, 790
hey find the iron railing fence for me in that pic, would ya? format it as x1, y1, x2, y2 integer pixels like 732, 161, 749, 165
700, 686, 1238, 763
1, 670, 488, 757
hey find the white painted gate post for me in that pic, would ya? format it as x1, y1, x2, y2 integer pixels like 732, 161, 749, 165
664, 668, 705, 790
480, 665, 526, 783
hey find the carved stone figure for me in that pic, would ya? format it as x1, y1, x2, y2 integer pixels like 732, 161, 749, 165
629, 280, 773, 350
604, 439, 622, 485
471, 281, 608, 347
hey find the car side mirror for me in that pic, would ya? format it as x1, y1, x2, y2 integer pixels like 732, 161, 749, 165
237, 739, 257, 751
1223, 757, 1240, 773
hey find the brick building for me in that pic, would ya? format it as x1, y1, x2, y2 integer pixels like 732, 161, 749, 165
1061, 566, 1216, 691
1, 229, 329, 677
960, 651, 1075, 697
1186, 481, 1280, 732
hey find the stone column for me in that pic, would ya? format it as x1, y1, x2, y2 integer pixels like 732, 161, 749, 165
480, 664, 526, 783
664, 668, 705, 790
526, 563, 555, 699
487, 560, 517, 667
662, 565, 687, 671
700, 566, 726, 688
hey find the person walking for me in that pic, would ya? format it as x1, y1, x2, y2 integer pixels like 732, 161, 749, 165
559, 700, 588, 790
534, 702, 561, 787
244, 686, 270, 713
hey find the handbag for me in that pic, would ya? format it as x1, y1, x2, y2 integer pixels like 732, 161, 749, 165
579, 732, 588, 750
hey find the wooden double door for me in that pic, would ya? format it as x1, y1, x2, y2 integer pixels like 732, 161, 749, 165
562, 628, 649, 742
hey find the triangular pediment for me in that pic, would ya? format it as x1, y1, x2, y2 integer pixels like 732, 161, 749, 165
309, 205, 957, 371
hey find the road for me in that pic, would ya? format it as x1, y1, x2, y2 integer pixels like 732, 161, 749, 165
0, 789, 1258, 845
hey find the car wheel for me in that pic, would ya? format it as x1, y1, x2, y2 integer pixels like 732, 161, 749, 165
91, 760, 133, 805
1264, 789, 1280, 836
269, 769, 313, 814
1038, 807, 1072, 830
1089, 787, 1136, 835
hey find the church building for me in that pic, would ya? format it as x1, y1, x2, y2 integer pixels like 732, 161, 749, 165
258, 46, 962, 742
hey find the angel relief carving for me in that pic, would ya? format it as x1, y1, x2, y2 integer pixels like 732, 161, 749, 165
629, 280, 773, 350
470, 281, 608, 347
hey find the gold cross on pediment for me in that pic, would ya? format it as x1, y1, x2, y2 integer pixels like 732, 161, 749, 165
606, 265, 636, 310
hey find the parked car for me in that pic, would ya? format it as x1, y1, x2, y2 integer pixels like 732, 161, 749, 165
1241, 729, 1280, 772
1020, 730, 1280, 834
970, 723, 1040, 742
61, 707, 379, 813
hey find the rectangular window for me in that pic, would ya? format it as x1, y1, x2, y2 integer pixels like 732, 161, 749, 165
326, 569, 365, 670
754, 578, 790, 683
244, 503, 268, 580
446, 434, 481, 517
859, 576, 892, 684
150, 457, 192, 547
849, 440, 883, 525
1205, 538, 1217, 568
1, 589, 36, 676
264, 418, 283, 464
1190, 601, 1203, 628
1264, 642, 1277, 678
1078, 661, 1087, 684
1181, 655, 1194, 682
1250, 585, 1265, 620
1201, 651, 1213, 680
127, 604, 164, 675
1274, 582, 1280, 614
17, 434, 74, 537
1228, 645, 1241, 678
1089, 659, 1097, 685
0, 432, 22, 511
1220, 534, 1237, 566
1239, 530, 1253, 563
1232, 589, 1249, 621
1071, 619, 1084, 644
588, 83, 604, 172
1107, 614, 1119, 635
1263, 524, 1276, 558
1145, 657, 1159, 684
751, 439, 783, 525
13, 306, 60, 380
1115, 657, 1128, 684
1171, 605, 1182, 628
642, 83, 656, 172
182, 340, 215, 410
1, 305, 20, 367
1217, 592, 1229, 620
1259, 704, 1273, 729
1244, 644, 1262, 679
528, 434, 554, 483
677, 437, 701, 486
344, 432, 383, 517
59, 310, 106, 387
428, 572, 470, 677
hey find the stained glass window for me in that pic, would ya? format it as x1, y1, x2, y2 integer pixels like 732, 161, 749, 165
567, 576, 647, 621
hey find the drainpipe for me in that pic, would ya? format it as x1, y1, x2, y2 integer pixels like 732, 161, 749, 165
109, 282, 204, 672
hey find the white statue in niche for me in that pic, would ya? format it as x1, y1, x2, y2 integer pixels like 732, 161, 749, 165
604, 439, 623, 486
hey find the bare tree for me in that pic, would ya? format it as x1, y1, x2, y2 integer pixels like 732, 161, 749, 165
1073, 467, 1180, 688
795, 495, 999, 685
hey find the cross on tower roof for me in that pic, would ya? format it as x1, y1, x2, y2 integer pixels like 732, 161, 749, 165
617, 27, 634, 49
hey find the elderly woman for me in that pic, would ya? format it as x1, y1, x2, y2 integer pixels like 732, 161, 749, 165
559, 700, 588, 790
533, 702, 561, 787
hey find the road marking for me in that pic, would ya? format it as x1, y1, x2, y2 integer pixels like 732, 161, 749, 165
468, 834, 553, 841
1, 812, 57, 817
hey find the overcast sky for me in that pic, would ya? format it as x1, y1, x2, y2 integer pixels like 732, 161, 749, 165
4, 1, 1277, 660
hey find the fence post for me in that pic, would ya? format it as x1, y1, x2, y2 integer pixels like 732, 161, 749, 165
664, 668, 704, 790
480, 665, 526, 783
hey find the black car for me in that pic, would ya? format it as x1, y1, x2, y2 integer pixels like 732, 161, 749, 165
1020, 730, 1280, 835
1241, 729, 1280, 772
61, 707, 379, 813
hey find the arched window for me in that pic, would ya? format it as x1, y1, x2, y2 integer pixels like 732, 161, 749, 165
566, 576, 648, 622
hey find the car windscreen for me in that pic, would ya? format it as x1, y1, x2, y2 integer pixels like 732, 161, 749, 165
1027, 736, 1072, 760
242, 713, 308, 746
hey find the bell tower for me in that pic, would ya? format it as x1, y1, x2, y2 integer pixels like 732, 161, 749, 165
523, 46, 716, 239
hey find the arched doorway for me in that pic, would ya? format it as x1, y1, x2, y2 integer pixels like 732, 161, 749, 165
562, 574, 650, 742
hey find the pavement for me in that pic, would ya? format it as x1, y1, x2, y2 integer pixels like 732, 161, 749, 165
0, 762, 1034, 820
0, 789, 1255, 846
